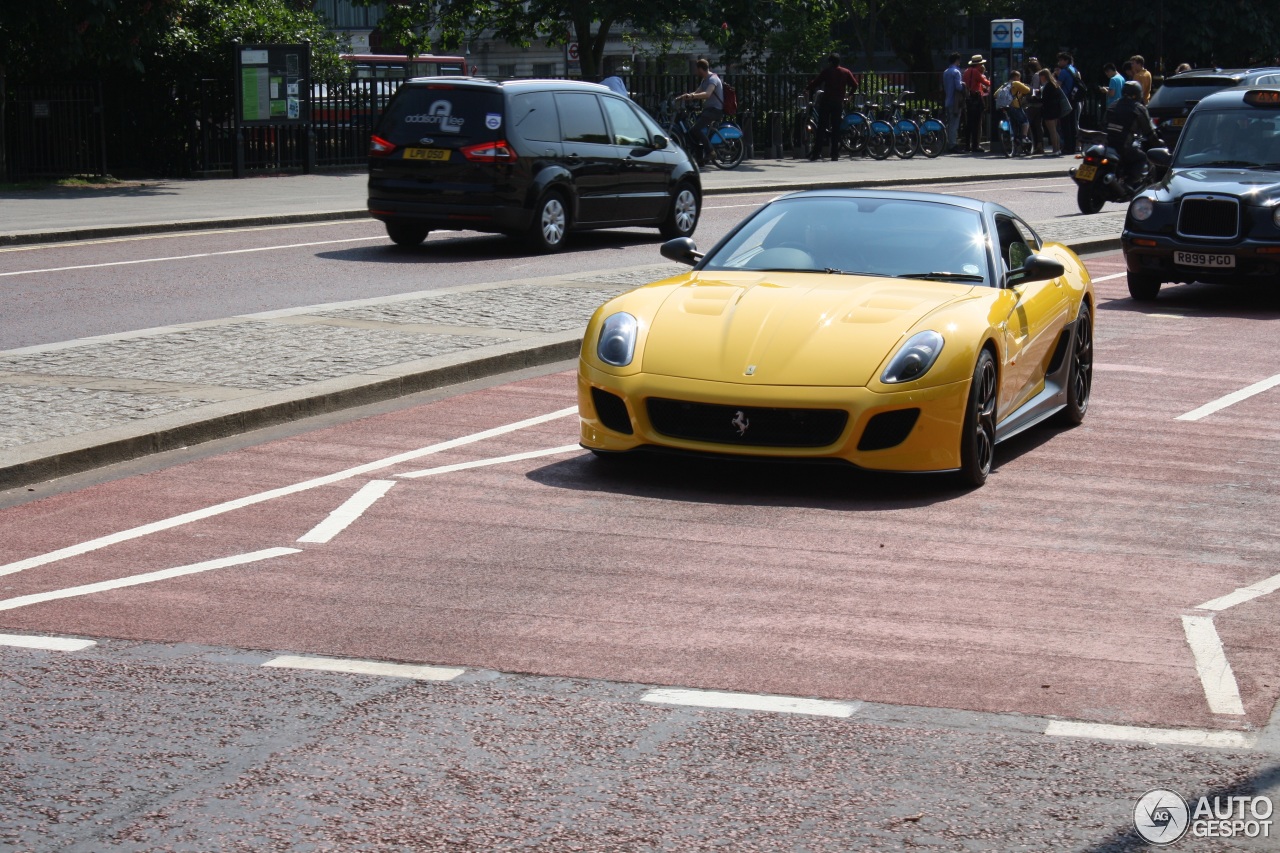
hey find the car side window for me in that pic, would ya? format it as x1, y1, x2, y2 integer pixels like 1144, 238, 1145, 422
510, 92, 560, 143
554, 93, 610, 144
601, 96, 652, 147
995, 216, 1035, 274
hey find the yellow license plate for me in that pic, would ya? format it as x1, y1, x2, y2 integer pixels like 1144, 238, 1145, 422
1171, 117, 1186, 126
1076, 164, 1098, 181
403, 147, 450, 161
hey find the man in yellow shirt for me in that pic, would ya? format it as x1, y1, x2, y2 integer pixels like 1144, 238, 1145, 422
1129, 55, 1153, 103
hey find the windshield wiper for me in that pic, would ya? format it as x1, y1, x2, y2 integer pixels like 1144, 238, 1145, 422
824, 268, 886, 276
895, 271, 985, 282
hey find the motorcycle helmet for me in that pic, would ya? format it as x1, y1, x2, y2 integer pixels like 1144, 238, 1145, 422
1122, 80, 1143, 100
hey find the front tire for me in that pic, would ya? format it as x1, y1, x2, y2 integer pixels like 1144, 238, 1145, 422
958, 349, 998, 488
385, 222, 429, 246
1127, 272, 1162, 301
1054, 304, 1093, 426
659, 184, 700, 239
867, 128, 893, 160
712, 136, 745, 169
919, 128, 944, 158
1076, 185, 1105, 215
526, 191, 569, 252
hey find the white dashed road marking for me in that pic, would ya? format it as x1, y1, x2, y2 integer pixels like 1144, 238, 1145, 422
1181, 614, 1246, 716
263, 654, 464, 681
1044, 721, 1256, 750
641, 687, 859, 718
397, 444, 581, 479
0, 633, 96, 651
1196, 571, 1280, 613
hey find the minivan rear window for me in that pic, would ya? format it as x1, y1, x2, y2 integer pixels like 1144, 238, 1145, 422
378, 87, 505, 145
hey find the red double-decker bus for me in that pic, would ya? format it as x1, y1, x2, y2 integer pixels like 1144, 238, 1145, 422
343, 54, 468, 80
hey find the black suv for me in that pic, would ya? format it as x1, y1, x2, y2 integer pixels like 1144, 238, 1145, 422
1121, 88, 1280, 301
1148, 67, 1280, 146
368, 78, 701, 251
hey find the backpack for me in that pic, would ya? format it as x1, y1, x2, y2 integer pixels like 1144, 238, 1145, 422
720, 79, 738, 115
994, 83, 1013, 110
1068, 67, 1087, 104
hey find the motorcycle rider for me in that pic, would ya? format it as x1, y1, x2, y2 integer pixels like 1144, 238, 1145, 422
1106, 80, 1158, 190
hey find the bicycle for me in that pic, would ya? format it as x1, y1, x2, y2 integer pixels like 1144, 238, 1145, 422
901, 97, 947, 158
840, 92, 871, 157
865, 90, 899, 160
997, 109, 1033, 157
661, 98, 746, 169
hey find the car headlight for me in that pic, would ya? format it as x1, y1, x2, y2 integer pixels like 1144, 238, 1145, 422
881, 330, 944, 384
597, 312, 638, 367
1130, 197, 1155, 221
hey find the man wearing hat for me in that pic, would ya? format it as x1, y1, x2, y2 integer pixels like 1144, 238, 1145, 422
961, 54, 991, 153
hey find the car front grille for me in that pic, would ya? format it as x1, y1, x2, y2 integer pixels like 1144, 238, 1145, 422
1177, 196, 1240, 240
646, 398, 848, 448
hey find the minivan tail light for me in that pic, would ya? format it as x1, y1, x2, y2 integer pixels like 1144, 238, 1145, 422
461, 140, 517, 163
369, 135, 396, 156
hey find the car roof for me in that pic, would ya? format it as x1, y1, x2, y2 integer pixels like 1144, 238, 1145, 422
770, 188, 1012, 217
399, 76, 613, 96
1189, 86, 1280, 111
1164, 67, 1280, 85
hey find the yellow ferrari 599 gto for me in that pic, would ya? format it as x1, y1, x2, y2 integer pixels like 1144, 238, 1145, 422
577, 190, 1094, 487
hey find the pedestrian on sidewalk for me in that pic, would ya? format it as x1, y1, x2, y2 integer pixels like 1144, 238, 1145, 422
1129, 55, 1153, 103
806, 53, 860, 161
1056, 52, 1083, 154
1024, 56, 1045, 154
1037, 68, 1070, 155
962, 55, 991, 154
943, 53, 966, 152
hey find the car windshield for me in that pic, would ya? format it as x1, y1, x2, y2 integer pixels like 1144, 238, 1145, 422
1173, 106, 1280, 169
701, 197, 991, 284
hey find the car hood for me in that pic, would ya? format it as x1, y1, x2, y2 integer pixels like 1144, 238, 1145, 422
639, 271, 974, 387
1156, 167, 1280, 203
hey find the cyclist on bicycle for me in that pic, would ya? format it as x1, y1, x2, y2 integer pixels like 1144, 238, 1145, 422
676, 58, 724, 167
1002, 70, 1032, 149
806, 53, 860, 161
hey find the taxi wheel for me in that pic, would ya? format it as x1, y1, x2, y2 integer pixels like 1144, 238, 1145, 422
527, 191, 569, 252
385, 222, 429, 246
659, 184, 700, 239
1127, 272, 1161, 301
958, 349, 997, 488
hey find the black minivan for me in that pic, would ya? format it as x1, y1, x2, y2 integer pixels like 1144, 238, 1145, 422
368, 78, 701, 251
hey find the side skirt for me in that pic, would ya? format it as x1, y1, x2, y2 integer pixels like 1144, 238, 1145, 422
993, 315, 1079, 445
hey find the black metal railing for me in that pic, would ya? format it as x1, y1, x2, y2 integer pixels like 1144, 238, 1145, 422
6, 83, 107, 180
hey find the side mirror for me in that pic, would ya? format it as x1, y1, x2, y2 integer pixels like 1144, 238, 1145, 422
1009, 253, 1065, 286
651, 133, 669, 150
661, 237, 703, 266
1147, 147, 1172, 168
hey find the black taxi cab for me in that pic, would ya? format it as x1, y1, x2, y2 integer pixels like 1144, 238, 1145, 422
1122, 88, 1280, 300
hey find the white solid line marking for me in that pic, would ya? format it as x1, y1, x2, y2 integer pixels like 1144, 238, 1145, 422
0, 407, 577, 578
641, 688, 858, 718
1177, 373, 1280, 421
1181, 615, 1246, 716
1197, 571, 1280, 612
263, 654, 464, 681
0, 633, 97, 651
0, 548, 300, 612
397, 444, 581, 479
1044, 721, 1256, 749
1090, 272, 1127, 282
0, 221, 367, 254
297, 480, 396, 544
0, 237, 385, 278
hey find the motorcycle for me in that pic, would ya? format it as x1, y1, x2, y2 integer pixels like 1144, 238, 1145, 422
1070, 129, 1170, 214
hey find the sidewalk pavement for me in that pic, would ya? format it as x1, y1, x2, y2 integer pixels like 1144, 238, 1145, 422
0, 154, 1126, 490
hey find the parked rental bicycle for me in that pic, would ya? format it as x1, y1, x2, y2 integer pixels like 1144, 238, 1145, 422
901, 95, 947, 158
659, 98, 746, 169
840, 92, 871, 157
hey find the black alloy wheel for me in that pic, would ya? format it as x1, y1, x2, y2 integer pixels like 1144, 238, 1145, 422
958, 349, 998, 488
1054, 304, 1093, 426
385, 222, 429, 246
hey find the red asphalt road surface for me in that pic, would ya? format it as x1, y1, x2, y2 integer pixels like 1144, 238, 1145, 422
2, 254, 1279, 733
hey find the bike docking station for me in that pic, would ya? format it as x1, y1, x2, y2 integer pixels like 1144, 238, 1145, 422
988, 19, 1025, 156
